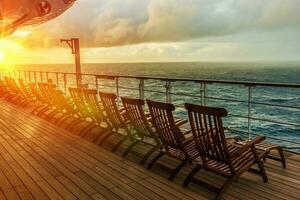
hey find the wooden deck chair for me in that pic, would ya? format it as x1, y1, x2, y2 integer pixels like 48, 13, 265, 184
146, 99, 199, 180
67, 88, 94, 131
4, 77, 23, 104
183, 103, 268, 200
36, 83, 57, 118
0, 80, 9, 96
121, 97, 162, 163
99, 92, 133, 152
17, 79, 35, 107
45, 90, 80, 125
29, 83, 50, 115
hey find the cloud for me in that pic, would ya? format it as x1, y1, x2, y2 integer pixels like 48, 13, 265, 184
12, 0, 300, 48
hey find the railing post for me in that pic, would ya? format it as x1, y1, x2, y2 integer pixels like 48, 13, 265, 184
247, 85, 253, 140
203, 83, 207, 105
29, 71, 32, 83
63, 73, 67, 94
139, 79, 145, 99
46, 72, 49, 82
116, 77, 119, 97
34, 71, 37, 83
56, 73, 59, 88
24, 71, 27, 83
95, 76, 99, 92
165, 80, 172, 103
200, 82, 205, 105
40, 72, 43, 83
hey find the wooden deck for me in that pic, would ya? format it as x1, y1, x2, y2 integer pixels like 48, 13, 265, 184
0, 100, 299, 200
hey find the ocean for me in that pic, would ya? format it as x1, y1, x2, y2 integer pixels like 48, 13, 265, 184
12, 62, 300, 152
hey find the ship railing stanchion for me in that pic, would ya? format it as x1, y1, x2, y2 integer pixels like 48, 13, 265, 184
165, 80, 172, 103
95, 76, 99, 92
56, 72, 59, 89
247, 84, 253, 141
63, 73, 67, 94
139, 79, 145, 99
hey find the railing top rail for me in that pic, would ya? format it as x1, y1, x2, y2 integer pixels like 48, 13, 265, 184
11, 69, 300, 88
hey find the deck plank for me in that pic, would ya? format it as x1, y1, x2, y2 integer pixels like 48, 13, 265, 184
0, 100, 299, 200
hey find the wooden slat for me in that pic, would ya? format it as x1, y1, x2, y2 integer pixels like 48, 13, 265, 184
0, 99, 299, 200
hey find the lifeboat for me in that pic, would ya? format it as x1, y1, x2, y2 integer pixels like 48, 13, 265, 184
0, 0, 75, 37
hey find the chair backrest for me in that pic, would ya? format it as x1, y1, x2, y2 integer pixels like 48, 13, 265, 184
121, 97, 156, 139
82, 89, 106, 122
50, 89, 68, 112
68, 87, 90, 117
38, 83, 56, 106
146, 99, 184, 150
18, 79, 31, 98
28, 83, 45, 103
99, 92, 123, 128
185, 103, 230, 163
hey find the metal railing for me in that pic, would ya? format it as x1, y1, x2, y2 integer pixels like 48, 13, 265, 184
1, 69, 300, 153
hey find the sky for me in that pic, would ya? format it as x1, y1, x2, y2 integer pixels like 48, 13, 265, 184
1, 0, 300, 64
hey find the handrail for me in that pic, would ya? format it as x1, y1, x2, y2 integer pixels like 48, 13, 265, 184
9, 69, 300, 88
1, 69, 300, 153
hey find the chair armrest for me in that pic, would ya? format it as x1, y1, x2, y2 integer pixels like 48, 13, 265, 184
174, 118, 188, 127
230, 136, 265, 157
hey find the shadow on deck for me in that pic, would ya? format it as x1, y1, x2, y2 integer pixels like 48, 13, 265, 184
0, 99, 299, 200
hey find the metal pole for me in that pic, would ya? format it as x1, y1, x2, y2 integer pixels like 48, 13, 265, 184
61, 38, 82, 87
95, 76, 99, 92
165, 81, 172, 103
139, 79, 145, 99
247, 86, 252, 140
116, 77, 119, 97
63, 73, 67, 94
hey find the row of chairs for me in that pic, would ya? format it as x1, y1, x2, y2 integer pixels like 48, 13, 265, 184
0, 77, 279, 200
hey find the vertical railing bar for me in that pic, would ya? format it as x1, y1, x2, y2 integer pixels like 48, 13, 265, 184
247, 85, 252, 141
116, 77, 119, 97
95, 76, 99, 92
29, 71, 32, 83
204, 83, 207, 105
200, 82, 204, 105
40, 72, 43, 83
165, 80, 172, 103
34, 71, 37, 83
56, 73, 59, 89
139, 79, 145, 99
63, 73, 67, 94
46, 72, 49, 82
24, 71, 27, 83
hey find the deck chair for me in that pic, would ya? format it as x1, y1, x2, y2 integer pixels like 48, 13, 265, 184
183, 103, 268, 200
146, 99, 199, 180
121, 97, 161, 163
67, 88, 94, 131
4, 77, 23, 104
99, 92, 134, 152
17, 79, 35, 107
36, 83, 57, 118
81, 89, 110, 137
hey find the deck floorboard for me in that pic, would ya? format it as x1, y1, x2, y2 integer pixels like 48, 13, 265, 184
0, 99, 299, 200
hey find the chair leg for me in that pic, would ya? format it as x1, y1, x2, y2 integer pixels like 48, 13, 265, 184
278, 148, 286, 168
215, 175, 238, 200
252, 148, 268, 182
168, 158, 190, 180
112, 135, 130, 152
183, 165, 202, 187
98, 131, 114, 145
147, 151, 164, 169
122, 140, 139, 157
139, 145, 160, 165
80, 123, 98, 137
